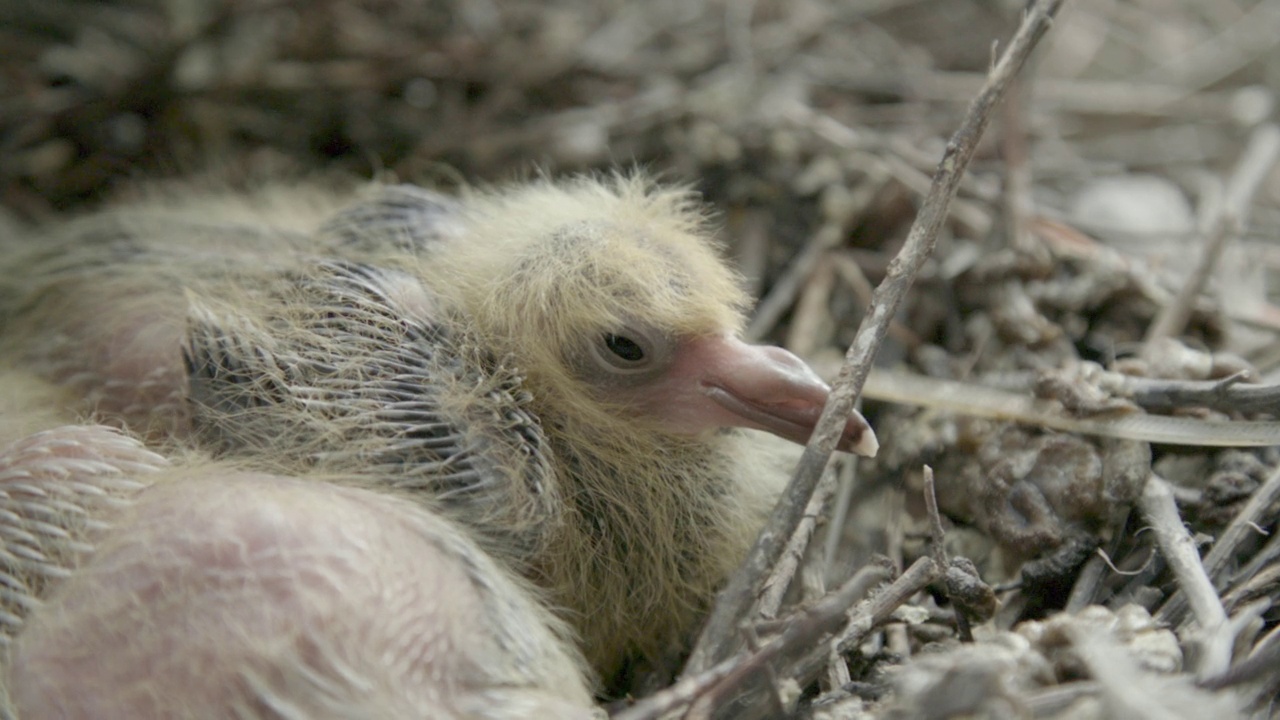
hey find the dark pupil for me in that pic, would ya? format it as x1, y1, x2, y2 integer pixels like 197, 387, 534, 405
604, 334, 645, 362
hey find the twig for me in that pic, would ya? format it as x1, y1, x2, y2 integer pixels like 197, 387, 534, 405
829, 253, 922, 350
1224, 525, 1280, 599
1143, 123, 1280, 346
922, 465, 947, 570
631, 560, 921, 720
756, 461, 839, 620
682, 0, 1069, 676
1159, 463, 1280, 626
862, 369, 1280, 447
1201, 620, 1280, 690
1137, 475, 1230, 678
921, 464, 973, 642
792, 557, 942, 683
821, 456, 859, 579
1141, 1, 1280, 94
1104, 373, 1280, 416
1222, 562, 1280, 613
1070, 627, 1236, 719
822, 645, 851, 695
609, 656, 741, 720
1138, 475, 1228, 631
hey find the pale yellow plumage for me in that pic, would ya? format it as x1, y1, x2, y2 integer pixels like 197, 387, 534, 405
0, 173, 875, 712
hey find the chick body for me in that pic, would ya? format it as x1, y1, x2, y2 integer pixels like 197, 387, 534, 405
9, 466, 594, 720
0, 175, 875, 688
0, 379, 593, 719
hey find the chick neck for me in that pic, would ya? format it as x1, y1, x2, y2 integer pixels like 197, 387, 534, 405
522, 371, 763, 679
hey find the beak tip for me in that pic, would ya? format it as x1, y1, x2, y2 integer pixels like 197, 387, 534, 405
838, 412, 878, 457
851, 428, 879, 458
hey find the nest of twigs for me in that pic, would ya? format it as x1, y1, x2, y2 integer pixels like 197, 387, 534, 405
6, 0, 1280, 717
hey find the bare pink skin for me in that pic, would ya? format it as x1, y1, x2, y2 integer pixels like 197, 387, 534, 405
5, 452, 593, 719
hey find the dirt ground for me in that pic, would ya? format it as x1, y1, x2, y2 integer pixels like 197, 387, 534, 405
4, 0, 1280, 717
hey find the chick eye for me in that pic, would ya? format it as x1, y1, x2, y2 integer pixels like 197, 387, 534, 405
588, 325, 664, 376
604, 334, 645, 362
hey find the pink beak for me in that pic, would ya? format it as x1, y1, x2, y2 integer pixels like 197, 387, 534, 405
645, 334, 878, 457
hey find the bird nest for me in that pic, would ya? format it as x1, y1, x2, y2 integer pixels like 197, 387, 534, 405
5, 0, 1280, 718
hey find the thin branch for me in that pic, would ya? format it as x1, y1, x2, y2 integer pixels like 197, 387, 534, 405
922, 465, 947, 570
756, 462, 839, 620
792, 557, 942, 683
682, 0, 1069, 675
862, 369, 1280, 447
615, 560, 918, 720
821, 456, 860, 579
1107, 373, 1280, 416
1201, 619, 1280, 690
1137, 475, 1231, 678
1070, 627, 1236, 719
922, 464, 973, 642
608, 656, 741, 720
1159, 463, 1280, 626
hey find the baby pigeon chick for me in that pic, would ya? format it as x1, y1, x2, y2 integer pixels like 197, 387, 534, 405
0, 175, 877, 686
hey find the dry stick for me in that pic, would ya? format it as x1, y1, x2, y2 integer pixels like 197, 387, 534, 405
612, 561, 913, 720
1064, 553, 1118, 611
1143, 123, 1280, 346
691, 560, 937, 719
791, 557, 942, 684
1068, 628, 1226, 720
863, 369, 1280, 447
821, 456, 860, 579
609, 657, 741, 720
1159, 463, 1280, 626
829, 253, 922, 350
1225, 524, 1280, 597
756, 462, 840, 620
1202, 620, 1280, 690
922, 466, 947, 570
921, 465, 973, 642
1109, 373, 1280, 416
1137, 475, 1231, 678
681, 0, 1069, 676
1223, 566, 1280, 616
1141, 0, 1280, 94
